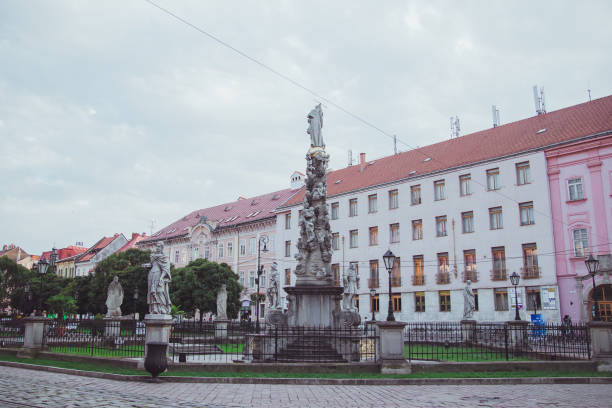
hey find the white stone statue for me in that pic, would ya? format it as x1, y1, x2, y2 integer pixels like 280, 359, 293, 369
267, 262, 280, 309
217, 284, 228, 319
105, 276, 123, 317
144, 242, 172, 315
307, 103, 324, 148
342, 264, 358, 311
463, 280, 475, 319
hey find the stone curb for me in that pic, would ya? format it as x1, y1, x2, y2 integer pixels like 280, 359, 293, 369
0, 360, 611, 385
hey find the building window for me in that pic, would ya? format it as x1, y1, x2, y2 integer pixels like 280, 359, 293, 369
437, 252, 450, 284
369, 260, 379, 288
227, 242, 233, 257
439, 291, 451, 312
573, 228, 589, 257
434, 180, 446, 201
249, 270, 255, 288
332, 232, 340, 251
473, 289, 479, 311
174, 250, 179, 264
526, 287, 542, 312
413, 255, 424, 285
462, 211, 474, 233
285, 268, 291, 285
331, 264, 339, 286
568, 178, 584, 201
491, 246, 506, 281
516, 162, 531, 185
350, 261, 360, 289
392, 294, 402, 312
218, 243, 224, 258
519, 202, 534, 225
285, 213, 291, 229
459, 174, 471, 196
489, 207, 503, 230
388, 189, 399, 209
390, 223, 400, 243
349, 198, 358, 217
249, 238, 257, 255
368, 194, 377, 213
369, 227, 378, 246
204, 246, 210, 260
331, 202, 339, 220
487, 168, 501, 191
284, 240, 291, 257
239, 240, 246, 256
494, 288, 509, 311
349, 230, 358, 248
410, 185, 421, 205
436, 215, 447, 237
412, 219, 423, 240
391, 257, 401, 287
239, 271, 245, 287
522, 243, 539, 278
371, 294, 379, 313
463, 250, 477, 282
415, 292, 425, 312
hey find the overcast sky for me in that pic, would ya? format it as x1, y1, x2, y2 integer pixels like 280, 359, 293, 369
2, 1, 611, 255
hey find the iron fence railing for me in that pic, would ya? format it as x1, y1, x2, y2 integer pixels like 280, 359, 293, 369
404, 322, 590, 362
0, 318, 24, 348
43, 319, 144, 358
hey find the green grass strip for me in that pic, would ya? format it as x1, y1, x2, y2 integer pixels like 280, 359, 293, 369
405, 345, 532, 362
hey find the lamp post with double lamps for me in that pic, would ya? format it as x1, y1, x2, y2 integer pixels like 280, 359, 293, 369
369, 288, 377, 322
382, 250, 396, 322
509, 271, 521, 321
37, 259, 49, 316
255, 235, 269, 333
585, 254, 601, 321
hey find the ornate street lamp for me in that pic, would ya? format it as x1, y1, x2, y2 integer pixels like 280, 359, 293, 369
24, 282, 30, 316
382, 250, 396, 322
37, 258, 49, 316
509, 271, 521, 321
585, 254, 600, 321
255, 235, 269, 333
369, 288, 376, 322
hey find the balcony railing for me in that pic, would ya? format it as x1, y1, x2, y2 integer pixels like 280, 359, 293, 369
462, 269, 478, 283
490, 268, 507, 281
436, 272, 450, 284
521, 265, 541, 279
412, 274, 425, 286
390, 276, 402, 287
368, 278, 380, 288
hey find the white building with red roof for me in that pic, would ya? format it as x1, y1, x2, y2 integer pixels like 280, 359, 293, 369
75, 234, 128, 276
276, 95, 612, 323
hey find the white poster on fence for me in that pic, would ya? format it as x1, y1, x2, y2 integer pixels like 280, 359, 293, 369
509, 287, 523, 309
541, 286, 557, 309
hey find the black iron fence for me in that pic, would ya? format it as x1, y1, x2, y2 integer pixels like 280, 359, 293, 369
404, 322, 590, 362
0, 318, 24, 348
43, 319, 144, 358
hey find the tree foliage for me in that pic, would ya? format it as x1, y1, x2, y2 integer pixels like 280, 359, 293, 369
171, 259, 242, 320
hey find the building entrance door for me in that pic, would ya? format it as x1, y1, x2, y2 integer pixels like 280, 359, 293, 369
590, 284, 612, 322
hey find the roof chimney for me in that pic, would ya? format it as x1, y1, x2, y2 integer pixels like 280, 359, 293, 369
360, 153, 366, 171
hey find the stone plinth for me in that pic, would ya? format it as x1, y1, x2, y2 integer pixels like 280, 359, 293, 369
264, 308, 287, 328
144, 314, 173, 358
285, 285, 343, 328
507, 320, 529, 350
214, 319, 229, 339
103, 317, 129, 338
19, 316, 49, 357
376, 321, 410, 374
588, 321, 612, 372
461, 320, 477, 344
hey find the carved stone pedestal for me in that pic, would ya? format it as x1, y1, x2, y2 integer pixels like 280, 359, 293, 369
214, 319, 229, 339
144, 314, 173, 359
377, 321, 410, 374
264, 308, 287, 328
285, 286, 343, 328
18, 316, 49, 358
460, 319, 477, 344
588, 321, 612, 372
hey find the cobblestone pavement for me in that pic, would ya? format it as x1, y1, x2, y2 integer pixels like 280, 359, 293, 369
0, 366, 610, 407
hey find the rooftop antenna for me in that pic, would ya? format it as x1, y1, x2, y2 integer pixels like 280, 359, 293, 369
393, 135, 397, 155
588, 89, 592, 102
347, 149, 354, 166
492, 105, 500, 127
450, 116, 460, 138
150, 220, 156, 236
533, 85, 546, 115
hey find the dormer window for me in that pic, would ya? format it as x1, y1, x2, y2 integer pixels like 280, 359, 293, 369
251, 200, 258, 206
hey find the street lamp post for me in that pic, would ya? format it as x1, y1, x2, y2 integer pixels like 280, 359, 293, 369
369, 288, 376, 322
509, 271, 521, 321
585, 254, 600, 321
74, 290, 79, 319
255, 236, 269, 333
37, 259, 49, 316
133, 287, 139, 321
24, 282, 30, 317
382, 250, 396, 322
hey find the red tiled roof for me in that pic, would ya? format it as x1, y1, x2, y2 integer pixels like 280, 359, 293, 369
118, 233, 147, 252
282, 95, 612, 207
140, 188, 300, 244
40, 246, 87, 262
76, 234, 121, 263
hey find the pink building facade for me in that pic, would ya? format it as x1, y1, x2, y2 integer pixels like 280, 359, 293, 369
546, 134, 612, 323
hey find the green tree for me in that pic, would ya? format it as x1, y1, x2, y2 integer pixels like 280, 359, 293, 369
171, 259, 242, 321
46, 294, 77, 319
0, 256, 32, 315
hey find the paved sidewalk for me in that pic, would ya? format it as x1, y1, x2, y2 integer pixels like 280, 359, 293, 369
0, 365, 610, 407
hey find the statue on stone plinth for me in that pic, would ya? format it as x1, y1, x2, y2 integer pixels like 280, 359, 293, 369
105, 276, 123, 317
267, 262, 280, 309
216, 284, 228, 319
307, 103, 324, 148
342, 264, 358, 311
463, 280, 475, 319
143, 242, 172, 315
